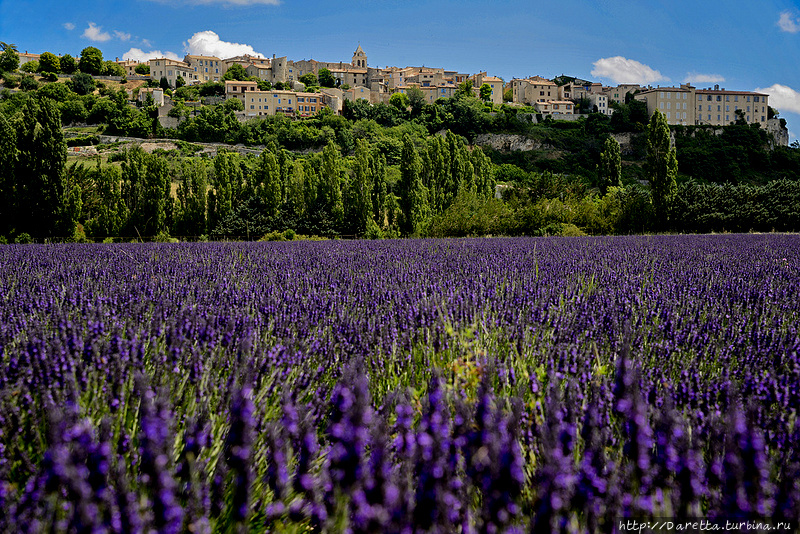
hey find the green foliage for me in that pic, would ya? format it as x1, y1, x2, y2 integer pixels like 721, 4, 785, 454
598, 135, 622, 194
19, 74, 38, 91
646, 110, 677, 229
479, 83, 492, 102
0, 48, 19, 73
609, 99, 648, 132
14, 232, 33, 244
318, 68, 335, 88
79, 46, 103, 75
389, 92, 409, 112
427, 188, 511, 237
1, 97, 68, 238
159, 76, 170, 90
198, 81, 225, 96
174, 159, 208, 237
19, 61, 38, 73
38, 52, 60, 74
101, 61, 125, 77
70, 72, 96, 96
299, 72, 318, 88
398, 134, 430, 235
134, 63, 150, 75
60, 54, 77, 74
222, 63, 249, 81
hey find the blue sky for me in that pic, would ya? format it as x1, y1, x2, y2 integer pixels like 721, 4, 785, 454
2, 0, 800, 139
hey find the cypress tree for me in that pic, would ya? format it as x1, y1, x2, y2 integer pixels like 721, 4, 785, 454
399, 134, 430, 236
646, 110, 678, 229
598, 135, 622, 195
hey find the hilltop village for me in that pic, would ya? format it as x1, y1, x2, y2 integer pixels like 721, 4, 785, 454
10, 44, 785, 142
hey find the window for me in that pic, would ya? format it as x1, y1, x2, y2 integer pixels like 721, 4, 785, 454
754, 96, 759, 103
747, 96, 751, 102
666, 112, 671, 119
660, 102, 664, 109
726, 95, 730, 102
734, 95, 739, 102
683, 112, 687, 119
717, 105, 721, 111
250, 105, 254, 109
666, 102, 671, 109
708, 114, 711, 120
707, 95, 712, 101
726, 105, 729, 111
747, 106, 750, 112
716, 95, 721, 101
717, 115, 720, 121
659, 91, 664, 98
697, 95, 702, 101
698, 105, 702, 111
708, 105, 712, 111
726, 115, 729, 121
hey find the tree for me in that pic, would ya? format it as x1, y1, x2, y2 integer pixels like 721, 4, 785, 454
70, 72, 96, 96
456, 80, 474, 99
318, 68, 335, 88
299, 72, 318, 88
479, 83, 492, 102
598, 135, 622, 195
0, 113, 17, 235
134, 63, 150, 75
176, 76, 185, 88
19, 74, 38, 91
222, 63, 249, 81
256, 148, 282, 220
406, 85, 425, 115
389, 92, 409, 112
19, 61, 38, 73
346, 139, 372, 235
160, 76, 171, 90
13, 98, 68, 237
503, 87, 513, 102
78, 46, 103, 75
399, 134, 430, 235
0, 47, 19, 73
38, 52, 60, 75
645, 110, 677, 229
101, 61, 125, 77
60, 54, 77, 74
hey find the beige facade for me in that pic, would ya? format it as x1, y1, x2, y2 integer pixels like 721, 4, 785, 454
17, 52, 40, 66
184, 55, 227, 83
604, 83, 641, 103
695, 87, 769, 126
117, 59, 143, 77
634, 84, 769, 128
512, 76, 557, 105
149, 58, 194, 87
225, 80, 259, 105
238, 89, 326, 118
343, 85, 381, 105
534, 100, 574, 115
480, 76, 504, 105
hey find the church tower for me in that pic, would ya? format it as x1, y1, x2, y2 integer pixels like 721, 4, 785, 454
351, 44, 367, 69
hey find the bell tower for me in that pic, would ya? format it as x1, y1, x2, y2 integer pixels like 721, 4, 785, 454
351, 44, 367, 69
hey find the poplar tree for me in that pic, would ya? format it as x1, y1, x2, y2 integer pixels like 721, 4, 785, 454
347, 139, 372, 236
0, 113, 17, 236
256, 148, 282, 220
399, 134, 430, 236
646, 110, 677, 229
598, 135, 622, 195
371, 152, 388, 228
319, 142, 344, 231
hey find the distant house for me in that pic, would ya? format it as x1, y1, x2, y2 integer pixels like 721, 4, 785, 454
149, 58, 193, 87
512, 76, 557, 105
138, 87, 165, 107
184, 55, 227, 83
534, 100, 574, 115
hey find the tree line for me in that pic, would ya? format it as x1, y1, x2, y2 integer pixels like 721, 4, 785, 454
1, 77, 799, 241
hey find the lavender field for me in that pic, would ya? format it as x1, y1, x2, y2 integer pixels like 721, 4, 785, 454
1, 235, 799, 533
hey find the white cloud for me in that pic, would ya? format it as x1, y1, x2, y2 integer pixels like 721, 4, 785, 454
778, 11, 800, 33
590, 56, 668, 84
183, 30, 264, 58
141, 38, 153, 48
83, 22, 111, 42
754, 84, 800, 114
123, 47, 181, 62
63, 22, 75, 30
114, 31, 132, 42
683, 72, 726, 84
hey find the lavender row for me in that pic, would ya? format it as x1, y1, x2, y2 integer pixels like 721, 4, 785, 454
0, 234, 799, 532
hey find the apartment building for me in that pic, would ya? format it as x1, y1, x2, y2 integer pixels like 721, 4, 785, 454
635, 84, 769, 127
695, 86, 769, 126
225, 80, 259, 104
634, 85, 695, 125
116, 59, 143, 77
480, 76, 504, 105
238, 89, 325, 118
149, 58, 195, 87
605, 83, 641, 103
17, 52, 40, 67
588, 93, 611, 116
184, 55, 227, 83
534, 100, 574, 115
512, 76, 557, 105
